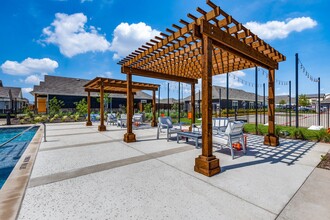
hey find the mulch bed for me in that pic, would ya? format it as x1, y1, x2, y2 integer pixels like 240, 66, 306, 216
317, 153, 330, 170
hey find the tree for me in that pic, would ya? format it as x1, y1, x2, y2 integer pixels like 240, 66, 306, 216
97, 93, 111, 110
74, 99, 88, 116
49, 97, 64, 116
144, 103, 152, 113
299, 94, 310, 107
279, 99, 286, 105
171, 103, 178, 112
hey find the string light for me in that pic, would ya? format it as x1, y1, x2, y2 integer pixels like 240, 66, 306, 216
298, 59, 319, 83
257, 67, 289, 86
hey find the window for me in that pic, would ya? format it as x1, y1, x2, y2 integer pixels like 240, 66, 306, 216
232, 101, 238, 109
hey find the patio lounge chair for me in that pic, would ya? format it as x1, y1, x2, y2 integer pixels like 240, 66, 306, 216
192, 117, 229, 134
133, 113, 143, 126
106, 113, 117, 125
156, 117, 182, 141
212, 117, 229, 134
117, 114, 127, 128
212, 121, 246, 159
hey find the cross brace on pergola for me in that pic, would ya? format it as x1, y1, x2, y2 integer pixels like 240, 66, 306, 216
118, 0, 285, 177
84, 77, 159, 133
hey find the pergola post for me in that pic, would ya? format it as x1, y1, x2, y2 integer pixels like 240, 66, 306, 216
151, 90, 157, 127
86, 91, 92, 126
264, 68, 279, 146
124, 73, 136, 142
189, 83, 196, 131
98, 81, 106, 131
194, 35, 220, 177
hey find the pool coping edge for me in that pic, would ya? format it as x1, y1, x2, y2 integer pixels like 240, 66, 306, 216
0, 125, 43, 220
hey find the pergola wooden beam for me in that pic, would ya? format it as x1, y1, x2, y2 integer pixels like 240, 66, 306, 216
196, 20, 278, 69
121, 66, 198, 84
84, 77, 159, 133
84, 88, 136, 94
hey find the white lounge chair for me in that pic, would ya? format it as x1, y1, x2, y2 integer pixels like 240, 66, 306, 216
213, 121, 246, 159
212, 117, 229, 134
106, 113, 117, 125
117, 114, 127, 128
192, 117, 229, 134
133, 113, 143, 126
156, 117, 182, 141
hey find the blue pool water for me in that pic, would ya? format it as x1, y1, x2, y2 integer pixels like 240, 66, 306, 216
0, 126, 39, 189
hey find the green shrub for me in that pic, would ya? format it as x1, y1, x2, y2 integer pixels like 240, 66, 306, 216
61, 115, 68, 122
74, 99, 88, 116
49, 97, 64, 117
34, 116, 42, 123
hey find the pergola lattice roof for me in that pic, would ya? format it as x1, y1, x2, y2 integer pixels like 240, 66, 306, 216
119, 0, 285, 83
84, 77, 159, 94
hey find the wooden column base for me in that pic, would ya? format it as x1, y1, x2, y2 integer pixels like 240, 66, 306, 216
194, 155, 221, 177
124, 133, 136, 143
189, 125, 192, 131
263, 134, 279, 146
98, 125, 106, 131
86, 121, 92, 126
151, 121, 157, 127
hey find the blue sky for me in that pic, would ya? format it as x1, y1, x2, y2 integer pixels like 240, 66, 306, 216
0, 0, 329, 101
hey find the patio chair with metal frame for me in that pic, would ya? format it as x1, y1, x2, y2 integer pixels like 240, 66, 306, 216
156, 117, 182, 141
106, 113, 117, 125
212, 121, 246, 159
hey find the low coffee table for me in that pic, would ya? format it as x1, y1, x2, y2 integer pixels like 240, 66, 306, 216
177, 131, 202, 148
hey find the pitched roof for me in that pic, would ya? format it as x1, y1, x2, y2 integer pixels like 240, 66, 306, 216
184, 86, 264, 102
31, 75, 153, 99
159, 98, 178, 104
321, 98, 330, 104
0, 86, 22, 99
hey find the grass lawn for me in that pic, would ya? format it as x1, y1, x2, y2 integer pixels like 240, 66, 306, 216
244, 123, 330, 142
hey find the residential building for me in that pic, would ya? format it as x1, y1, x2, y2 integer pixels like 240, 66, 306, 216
183, 86, 265, 113
0, 80, 28, 113
30, 75, 153, 114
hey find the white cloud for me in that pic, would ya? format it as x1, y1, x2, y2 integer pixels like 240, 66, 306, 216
41, 13, 110, 57
212, 71, 245, 87
1, 58, 58, 76
25, 74, 42, 84
81, 0, 93, 3
110, 22, 160, 60
245, 17, 317, 40
22, 88, 33, 93
99, 71, 113, 78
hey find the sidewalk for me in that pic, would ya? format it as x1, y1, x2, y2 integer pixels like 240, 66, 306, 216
278, 167, 330, 219
18, 122, 330, 219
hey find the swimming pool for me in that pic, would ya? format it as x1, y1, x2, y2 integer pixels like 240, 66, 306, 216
0, 126, 39, 189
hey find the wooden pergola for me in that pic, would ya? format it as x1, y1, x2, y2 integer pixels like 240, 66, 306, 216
84, 77, 159, 133
118, 0, 285, 177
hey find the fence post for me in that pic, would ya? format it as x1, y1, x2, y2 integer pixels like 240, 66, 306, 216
318, 77, 321, 126
167, 83, 169, 116
289, 81, 292, 127
255, 67, 258, 134
158, 86, 160, 117
226, 72, 229, 118
327, 104, 330, 128
295, 53, 299, 128
263, 83, 266, 124
178, 82, 180, 123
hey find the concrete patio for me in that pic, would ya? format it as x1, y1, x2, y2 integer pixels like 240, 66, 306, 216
18, 122, 330, 219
